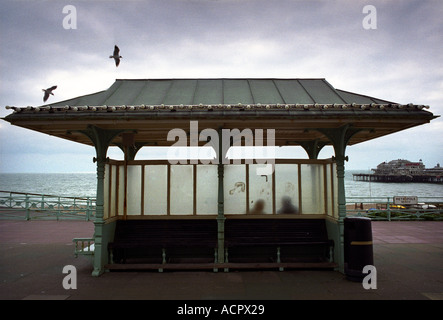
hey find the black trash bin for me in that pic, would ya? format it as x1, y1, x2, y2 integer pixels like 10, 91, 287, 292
344, 217, 374, 281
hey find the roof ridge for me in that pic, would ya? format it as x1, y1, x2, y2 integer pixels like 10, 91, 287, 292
321, 79, 347, 104
336, 88, 397, 104
114, 77, 328, 81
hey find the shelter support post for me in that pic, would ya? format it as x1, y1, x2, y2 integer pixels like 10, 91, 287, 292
77, 125, 125, 276
116, 132, 143, 161
216, 128, 226, 266
318, 125, 361, 273
299, 139, 328, 160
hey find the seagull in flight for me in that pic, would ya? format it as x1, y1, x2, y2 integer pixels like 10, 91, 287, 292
42, 85, 57, 102
110, 45, 122, 67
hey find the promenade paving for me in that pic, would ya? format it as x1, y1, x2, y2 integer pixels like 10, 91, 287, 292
0, 219, 442, 302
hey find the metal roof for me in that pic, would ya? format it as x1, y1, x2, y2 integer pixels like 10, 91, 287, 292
3, 78, 437, 150
30, 78, 396, 107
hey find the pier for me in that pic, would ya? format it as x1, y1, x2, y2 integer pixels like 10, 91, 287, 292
353, 174, 443, 184
354, 160, 443, 184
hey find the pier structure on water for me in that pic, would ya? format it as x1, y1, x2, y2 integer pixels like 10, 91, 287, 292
353, 159, 443, 184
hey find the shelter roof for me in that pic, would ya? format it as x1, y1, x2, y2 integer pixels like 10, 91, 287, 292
3, 78, 437, 149
31, 78, 395, 106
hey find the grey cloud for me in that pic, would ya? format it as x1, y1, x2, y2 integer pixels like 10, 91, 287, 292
0, 0, 442, 172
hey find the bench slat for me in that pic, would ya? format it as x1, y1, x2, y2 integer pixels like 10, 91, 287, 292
225, 219, 332, 245
108, 219, 218, 264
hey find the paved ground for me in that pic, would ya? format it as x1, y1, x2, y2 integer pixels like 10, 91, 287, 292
1, 219, 442, 303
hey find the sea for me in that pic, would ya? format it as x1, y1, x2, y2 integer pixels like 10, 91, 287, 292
0, 170, 442, 200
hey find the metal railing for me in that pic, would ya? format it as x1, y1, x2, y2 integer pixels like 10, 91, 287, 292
73, 237, 95, 258
346, 196, 443, 221
0, 190, 96, 221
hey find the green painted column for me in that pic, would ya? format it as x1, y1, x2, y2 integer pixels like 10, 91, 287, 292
116, 132, 143, 161
77, 125, 124, 276
92, 157, 107, 276
216, 128, 225, 264
334, 155, 347, 273
318, 125, 361, 273
299, 139, 327, 160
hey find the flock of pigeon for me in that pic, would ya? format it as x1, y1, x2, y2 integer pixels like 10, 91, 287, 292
42, 45, 122, 102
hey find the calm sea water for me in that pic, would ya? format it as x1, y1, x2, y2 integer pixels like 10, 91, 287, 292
0, 173, 97, 198
345, 171, 443, 199
0, 170, 442, 199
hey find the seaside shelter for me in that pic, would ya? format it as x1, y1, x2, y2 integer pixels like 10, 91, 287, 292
3, 78, 437, 276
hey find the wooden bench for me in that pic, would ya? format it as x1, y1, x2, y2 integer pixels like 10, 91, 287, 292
107, 219, 218, 271
224, 218, 335, 270
106, 218, 336, 272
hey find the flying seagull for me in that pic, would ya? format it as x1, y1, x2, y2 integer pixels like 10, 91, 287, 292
110, 45, 122, 67
42, 85, 57, 102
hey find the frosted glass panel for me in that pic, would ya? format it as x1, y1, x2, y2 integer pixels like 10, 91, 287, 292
224, 165, 246, 214
144, 165, 167, 215
118, 165, 125, 216
325, 164, 333, 216
110, 164, 117, 218
275, 164, 299, 214
300, 164, 324, 214
106, 161, 333, 217
333, 163, 338, 218
170, 165, 194, 215
248, 164, 273, 214
103, 164, 110, 219
127, 166, 142, 215
196, 165, 218, 215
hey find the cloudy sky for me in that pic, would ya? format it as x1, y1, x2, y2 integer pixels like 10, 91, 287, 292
0, 0, 442, 173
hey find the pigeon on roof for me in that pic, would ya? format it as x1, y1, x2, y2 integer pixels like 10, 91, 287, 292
42, 85, 57, 102
110, 45, 122, 67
